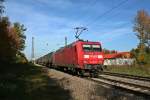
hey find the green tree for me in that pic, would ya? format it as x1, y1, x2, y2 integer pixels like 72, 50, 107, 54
13, 22, 26, 51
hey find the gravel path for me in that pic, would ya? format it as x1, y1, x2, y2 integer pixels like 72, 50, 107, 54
42, 67, 149, 100
47, 69, 100, 100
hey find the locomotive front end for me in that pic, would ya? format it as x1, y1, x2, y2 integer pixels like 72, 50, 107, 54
82, 43, 104, 73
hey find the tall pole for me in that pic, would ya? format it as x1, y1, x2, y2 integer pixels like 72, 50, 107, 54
31, 37, 35, 63
65, 36, 67, 46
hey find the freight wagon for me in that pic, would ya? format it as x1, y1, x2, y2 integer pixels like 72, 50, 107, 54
36, 52, 53, 66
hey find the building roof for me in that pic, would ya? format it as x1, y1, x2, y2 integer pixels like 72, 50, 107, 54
104, 52, 131, 59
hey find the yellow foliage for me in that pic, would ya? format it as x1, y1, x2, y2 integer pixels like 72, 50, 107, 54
137, 54, 145, 63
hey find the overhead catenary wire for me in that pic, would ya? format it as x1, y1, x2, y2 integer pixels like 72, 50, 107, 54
85, 0, 98, 11
73, 0, 129, 40
83, 0, 98, 18
85, 0, 129, 27
73, 0, 98, 27
73, 0, 98, 39
78, 0, 131, 42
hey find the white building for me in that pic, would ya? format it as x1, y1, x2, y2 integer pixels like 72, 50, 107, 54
104, 52, 135, 66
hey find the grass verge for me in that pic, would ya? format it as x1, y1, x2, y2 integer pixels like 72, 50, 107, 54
104, 65, 150, 77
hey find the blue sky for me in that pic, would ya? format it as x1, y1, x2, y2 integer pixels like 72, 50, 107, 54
4, 0, 150, 60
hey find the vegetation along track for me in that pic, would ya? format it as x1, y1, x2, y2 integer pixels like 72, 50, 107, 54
90, 72, 150, 96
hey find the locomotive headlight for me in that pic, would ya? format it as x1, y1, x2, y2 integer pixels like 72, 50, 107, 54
98, 55, 103, 58
84, 55, 89, 58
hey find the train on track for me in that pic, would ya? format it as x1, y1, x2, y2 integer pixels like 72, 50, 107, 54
36, 40, 104, 77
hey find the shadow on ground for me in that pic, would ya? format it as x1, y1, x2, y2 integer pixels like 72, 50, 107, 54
0, 63, 72, 100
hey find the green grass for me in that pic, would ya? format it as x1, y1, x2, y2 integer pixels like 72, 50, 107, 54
145, 53, 150, 64
105, 65, 150, 77
0, 63, 71, 100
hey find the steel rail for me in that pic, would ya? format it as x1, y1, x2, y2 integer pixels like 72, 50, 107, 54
90, 76, 150, 96
102, 71, 150, 81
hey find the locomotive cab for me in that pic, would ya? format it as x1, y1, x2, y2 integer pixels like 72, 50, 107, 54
81, 42, 104, 74
51, 40, 104, 77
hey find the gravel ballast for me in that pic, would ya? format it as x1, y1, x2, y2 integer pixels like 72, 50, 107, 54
44, 67, 149, 100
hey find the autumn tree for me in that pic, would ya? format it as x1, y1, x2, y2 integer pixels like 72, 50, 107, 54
133, 10, 150, 64
110, 50, 117, 54
103, 48, 110, 54
0, 17, 27, 63
103, 48, 118, 54
134, 10, 150, 50
0, 0, 27, 63
0, 17, 17, 62
13, 22, 27, 63
145, 17, 150, 49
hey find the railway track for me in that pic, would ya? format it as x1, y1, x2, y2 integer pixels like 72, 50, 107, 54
91, 72, 150, 96
46, 66, 150, 96
102, 71, 150, 81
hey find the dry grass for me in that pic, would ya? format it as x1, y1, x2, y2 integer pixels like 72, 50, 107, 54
105, 65, 150, 77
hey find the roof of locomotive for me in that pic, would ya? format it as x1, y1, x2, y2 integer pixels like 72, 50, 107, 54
74, 40, 101, 45
36, 40, 102, 60
55, 40, 101, 53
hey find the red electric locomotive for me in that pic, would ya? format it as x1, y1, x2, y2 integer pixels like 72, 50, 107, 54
52, 40, 104, 77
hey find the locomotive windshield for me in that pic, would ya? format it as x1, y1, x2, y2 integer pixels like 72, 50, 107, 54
92, 45, 101, 51
83, 44, 91, 52
83, 44, 101, 52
